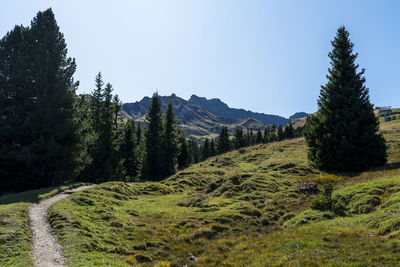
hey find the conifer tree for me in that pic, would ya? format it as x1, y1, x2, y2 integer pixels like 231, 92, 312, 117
0, 25, 34, 192
90, 72, 104, 133
277, 125, 284, 141
234, 128, 245, 149
201, 138, 210, 161
100, 83, 115, 180
112, 95, 122, 131
270, 125, 277, 142
0, 9, 80, 190
73, 96, 95, 181
121, 120, 138, 181
217, 127, 230, 154
263, 127, 270, 143
29, 9, 81, 187
162, 99, 178, 177
177, 130, 191, 169
256, 130, 263, 144
209, 138, 216, 157
304, 26, 387, 171
190, 139, 200, 163
135, 122, 144, 176
143, 93, 163, 180
284, 123, 294, 139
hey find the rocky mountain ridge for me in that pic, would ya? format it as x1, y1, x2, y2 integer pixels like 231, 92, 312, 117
122, 94, 308, 138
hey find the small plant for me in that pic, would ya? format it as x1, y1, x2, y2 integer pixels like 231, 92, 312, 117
310, 183, 333, 211
310, 183, 344, 215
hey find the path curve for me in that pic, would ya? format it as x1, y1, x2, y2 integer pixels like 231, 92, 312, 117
27, 185, 95, 267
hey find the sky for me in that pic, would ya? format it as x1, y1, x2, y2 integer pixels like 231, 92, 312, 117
1, 1, 399, 117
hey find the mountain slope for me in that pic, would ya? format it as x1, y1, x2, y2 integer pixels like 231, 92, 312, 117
188, 94, 296, 126
123, 94, 272, 138
122, 94, 308, 138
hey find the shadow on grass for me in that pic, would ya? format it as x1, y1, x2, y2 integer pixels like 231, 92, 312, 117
0, 183, 87, 205
0, 187, 58, 205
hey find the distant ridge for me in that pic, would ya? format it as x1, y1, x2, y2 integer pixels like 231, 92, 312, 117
188, 94, 289, 126
122, 94, 308, 138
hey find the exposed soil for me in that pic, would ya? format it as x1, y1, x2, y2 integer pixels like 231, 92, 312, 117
27, 185, 95, 267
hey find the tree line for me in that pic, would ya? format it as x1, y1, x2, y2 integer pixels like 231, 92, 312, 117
196, 123, 303, 162
2, 10, 384, 193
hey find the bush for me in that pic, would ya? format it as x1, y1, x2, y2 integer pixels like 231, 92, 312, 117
310, 183, 333, 211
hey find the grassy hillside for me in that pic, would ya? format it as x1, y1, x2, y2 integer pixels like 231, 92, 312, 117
44, 119, 400, 266
0, 183, 87, 266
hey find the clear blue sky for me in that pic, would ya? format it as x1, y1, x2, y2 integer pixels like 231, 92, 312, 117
1, 1, 399, 117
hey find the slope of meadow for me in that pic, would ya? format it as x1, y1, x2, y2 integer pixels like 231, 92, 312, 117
46, 120, 400, 266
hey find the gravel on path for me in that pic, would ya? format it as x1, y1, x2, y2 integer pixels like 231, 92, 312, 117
27, 185, 95, 267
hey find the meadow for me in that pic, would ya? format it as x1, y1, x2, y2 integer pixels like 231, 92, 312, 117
43, 119, 400, 266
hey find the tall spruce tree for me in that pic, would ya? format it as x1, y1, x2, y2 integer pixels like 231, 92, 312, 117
100, 83, 115, 180
162, 99, 178, 177
90, 72, 104, 133
209, 138, 216, 157
234, 128, 245, 149
284, 123, 294, 139
190, 139, 200, 163
256, 130, 263, 144
217, 127, 230, 154
143, 93, 163, 180
200, 138, 210, 161
0, 9, 80, 191
121, 120, 138, 181
135, 122, 144, 178
0, 25, 33, 192
304, 26, 387, 171
277, 125, 284, 141
177, 130, 191, 169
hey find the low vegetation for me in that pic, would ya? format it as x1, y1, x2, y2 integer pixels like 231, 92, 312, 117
38, 119, 400, 266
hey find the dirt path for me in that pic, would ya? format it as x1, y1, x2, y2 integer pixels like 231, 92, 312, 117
27, 185, 95, 267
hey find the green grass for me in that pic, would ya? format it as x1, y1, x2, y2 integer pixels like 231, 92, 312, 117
3, 120, 400, 266
44, 121, 400, 266
0, 183, 87, 266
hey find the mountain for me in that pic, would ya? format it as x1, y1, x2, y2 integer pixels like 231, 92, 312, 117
122, 94, 308, 138
289, 112, 308, 121
188, 94, 289, 125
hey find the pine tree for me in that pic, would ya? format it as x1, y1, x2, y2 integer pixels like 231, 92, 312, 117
90, 72, 104, 133
100, 83, 115, 180
201, 138, 210, 161
270, 125, 277, 142
234, 128, 245, 149
284, 123, 294, 139
209, 138, 216, 157
277, 125, 284, 141
121, 120, 138, 181
0, 25, 34, 192
177, 130, 191, 169
0, 9, 80, 191
304, 26, 387, 171
135, 122, 144, 177
162, 99, 178, 177
144, 93, 163, 180
73, 95, 95, 181
217, 127, 230, 154
256, 130, 263, 144
112, 94, 122, 131
190, 139, 200, 163
263, 127, 270, 143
